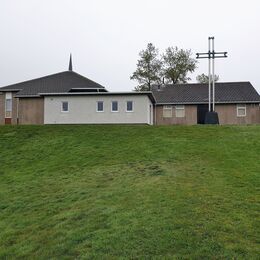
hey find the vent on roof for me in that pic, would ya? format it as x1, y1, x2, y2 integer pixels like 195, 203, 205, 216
69, 88, 108, 93
69, 88, 98, 93
157, 78, 166, 91
157, 83, 166, 91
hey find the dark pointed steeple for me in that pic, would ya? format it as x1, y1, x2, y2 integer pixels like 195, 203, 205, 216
68, 54, 73, 71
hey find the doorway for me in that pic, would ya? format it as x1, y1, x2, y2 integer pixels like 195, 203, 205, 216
197, 105, 208, 124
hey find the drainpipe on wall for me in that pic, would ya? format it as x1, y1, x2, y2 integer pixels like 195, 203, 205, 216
16, 97, 19, 125
154, 103, 157, 125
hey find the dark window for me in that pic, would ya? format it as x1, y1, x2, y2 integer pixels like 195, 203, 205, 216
126, 101, 133, 112
97, 101, 104, 112
111, 101, 118, 112
62, 101, 69, 112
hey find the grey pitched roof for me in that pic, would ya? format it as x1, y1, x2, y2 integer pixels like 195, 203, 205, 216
0, 71, 105, 97
152, 82, 260, 104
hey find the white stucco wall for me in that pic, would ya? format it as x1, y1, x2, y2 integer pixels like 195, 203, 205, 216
44, 95, 153, 125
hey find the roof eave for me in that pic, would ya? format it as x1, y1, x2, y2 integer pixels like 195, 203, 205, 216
15, 95, 41, 98
37, 91, 156, 103
155, 101, 260, 105
0, 89, 21, 92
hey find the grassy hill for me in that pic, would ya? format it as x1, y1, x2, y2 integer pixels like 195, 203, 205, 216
0, 125, 259, 259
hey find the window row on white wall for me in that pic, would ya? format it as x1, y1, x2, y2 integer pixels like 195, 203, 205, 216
61, 100, 134, 113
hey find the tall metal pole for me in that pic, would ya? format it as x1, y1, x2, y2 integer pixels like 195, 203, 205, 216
208, 37, 211, 112
196, 37, 227, 124
212, 37, 215, 112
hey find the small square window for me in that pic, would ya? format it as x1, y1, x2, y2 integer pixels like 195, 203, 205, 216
126, 101, 133, 112
163, 105, 172, 118
237, 104, 246, 117
111, 101, 118, 112
61, 101, 69, 112
176, 105, 185, 118
97, 101, 104, 112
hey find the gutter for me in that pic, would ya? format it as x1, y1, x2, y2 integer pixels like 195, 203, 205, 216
155, 101, 260, 105
38, 91, 157, 104
14, 95, 41, 98
0, 89, 22, 92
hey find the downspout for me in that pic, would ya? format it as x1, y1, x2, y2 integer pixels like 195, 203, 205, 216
16, 97, 19, 125
154, 102, 157, 125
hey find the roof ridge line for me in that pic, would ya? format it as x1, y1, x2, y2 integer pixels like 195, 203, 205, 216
0, 71, 70, 89
152, 81, 252, 87
69, 71, 105, 88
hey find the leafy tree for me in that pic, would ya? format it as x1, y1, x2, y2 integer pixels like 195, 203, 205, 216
196, 73, 219, 83
130, 43, 162, 91
161, 47, 197, 84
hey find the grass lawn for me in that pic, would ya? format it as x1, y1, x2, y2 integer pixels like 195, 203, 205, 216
0, 125, 259, 259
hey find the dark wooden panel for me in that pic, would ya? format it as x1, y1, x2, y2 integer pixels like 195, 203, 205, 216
5, 118, 12, 124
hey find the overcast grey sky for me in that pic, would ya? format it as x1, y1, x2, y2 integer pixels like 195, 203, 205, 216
1, 0, 260, 92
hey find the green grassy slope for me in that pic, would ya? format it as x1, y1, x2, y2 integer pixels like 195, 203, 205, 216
0, 125, 259, 259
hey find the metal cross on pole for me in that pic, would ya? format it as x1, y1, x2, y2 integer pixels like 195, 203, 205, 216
196, 37, 227, 123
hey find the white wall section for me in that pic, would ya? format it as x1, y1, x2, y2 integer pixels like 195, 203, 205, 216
44, 95, 153, 125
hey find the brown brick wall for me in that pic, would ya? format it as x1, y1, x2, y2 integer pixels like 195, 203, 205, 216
0, 92, 19, 125
155, 105, 197, 125
12, 96, 18, 125
216, 104, 260, 125
18, 97, 44, 125
155, 103, 260, 125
